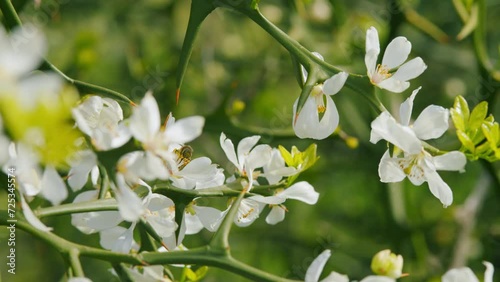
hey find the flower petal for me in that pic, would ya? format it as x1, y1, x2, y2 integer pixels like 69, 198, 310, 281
370, 111, 422, 154
381, 36, 411, 69
305, 249, 331, 282
391, 57, 427, 82
193, 205, 227, 232
68, 150, 98, 191
378, 151, 406, 183
40, 166, 68, 206
399, 87, 421, 126
246, 144, 272, 170
70, 190, 122, 234
0, 24, 46, 77
20, 194, 52, 232
129, 92, 160, 143
320, 271, 349, 282
280, 181, 319, 204
323, 72, 349, 96
442, 267, 479, 282
235, 199, 263, 227
432, 151, 466, 172
237, 135, 261, 167
483, 261, 494, 282
412, 105, 449, 140
423, 165, 453, 207
293, 95, 339, 140
114, 174, 145, 222
265, 206, 286, 225
220, 132, 240, 170
365, 27, 380, 77
164, 116, 205, 144
360, 276, 396, 282
376, 77, 410, 93
100, 225, 138, 253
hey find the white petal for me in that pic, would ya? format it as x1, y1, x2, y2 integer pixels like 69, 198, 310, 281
305, 249, 331, 282
320, 271, 349, 282
129, 92, 160, 143
433, 151, 466, 172
71, 191, 122, 234
360, 276, 396, 282
265, 206, 286, 225
370, 111, 422, 154
424, 166, 453, 207
323, 72, 349, 96
399, 87, 421, 126
237, 135, 261, 166
378, 151, 406, 183
376, 77, 410, 93
184, 213, 204, 235
365, 27, 380, 77
99, 225, 138, 253
68, 150, 98, 191
248, 194, 286, 205
381, 36, 412, 69
114, 174, 145, 222
412, 105, 449, 140
391, 57, 427, 81
68, 278, 92, 282
235, 199, 263, 227
193, 205, 227, 232
483, 261, 494, 282
220, 132, 240, 170
20, 194, 52, 232
293, 95, 339, 140
246, 144, 272, 170
164, 116, 205, 144
280, 181, 319, 204
442, 267, 479, 282
0, 24, 46, 77
40, 166, 68, 206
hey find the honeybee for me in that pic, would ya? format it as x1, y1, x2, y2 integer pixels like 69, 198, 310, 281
174, 145, 193, 170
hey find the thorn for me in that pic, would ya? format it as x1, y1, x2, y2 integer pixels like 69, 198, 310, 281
161, 241, 169, 251
176, 88, 181, 105
130, 101, 137, 107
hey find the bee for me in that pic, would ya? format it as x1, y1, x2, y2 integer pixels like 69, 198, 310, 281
174, 145, 193, 170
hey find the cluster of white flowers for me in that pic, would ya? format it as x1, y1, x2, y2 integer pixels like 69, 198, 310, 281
293, 26, 466, 207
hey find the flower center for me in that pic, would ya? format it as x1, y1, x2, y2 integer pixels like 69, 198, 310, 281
371, 64, 392, 84
311, 85, 326, 114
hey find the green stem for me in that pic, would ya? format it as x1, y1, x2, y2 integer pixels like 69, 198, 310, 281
0, 0, 21, 29
1, 212, 299, 281
473, 0, 500, 81
142, 247, 300, 282
209, 189, 246, 252
68, 248, 84, 277
35, 198, 118, 218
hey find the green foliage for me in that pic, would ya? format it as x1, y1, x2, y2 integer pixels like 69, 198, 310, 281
451, 95, 500, 161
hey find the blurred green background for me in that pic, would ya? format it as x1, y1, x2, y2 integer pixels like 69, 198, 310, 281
1, 0, 500, 281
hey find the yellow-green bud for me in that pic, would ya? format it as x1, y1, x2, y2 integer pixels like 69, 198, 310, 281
370, 249, 403, 278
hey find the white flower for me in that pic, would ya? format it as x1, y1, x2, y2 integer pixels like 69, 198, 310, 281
234, 198, 264, 227
293, 52, 348, 140
262, 148, 297, 185
184, 204, 227, 235
72, 96, 131, 151
99, 224, 139, 254
125, 92, 205, 181
142, 193, 177, 238
219, 133, 272, 190
117, 151, 170, 183
20, 193, 52, 232
442, 261, 494, 282
169, 156, 225, 190
114, 173, 145, 222
67, 149, 99, 191
4, 142, 68, 205
119, 265, 171, 282
0, 24, 46, 80
365, 26, 427, 93
248, 181, 319, 225
70, 190, 122, 234
370, 87, 466, 207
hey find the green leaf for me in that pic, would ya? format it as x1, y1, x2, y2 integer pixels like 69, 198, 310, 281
195, 266, 209, 280
457, 130, 476, 153
450, 95, 470, 132
278, 145, 294, 167
468, 101, 488, 132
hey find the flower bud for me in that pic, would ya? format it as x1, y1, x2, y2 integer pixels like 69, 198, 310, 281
370, 249, 403, 278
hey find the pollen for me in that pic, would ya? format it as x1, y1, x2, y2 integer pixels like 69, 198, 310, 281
317, 105, 326, 113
